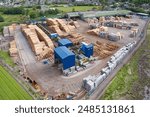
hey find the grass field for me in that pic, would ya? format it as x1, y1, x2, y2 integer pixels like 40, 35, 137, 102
51, 6, 101, 13
0, 65, 32, 100
0, 13, 26, 32
101, 23, 150, 100
0, 50, 15, 67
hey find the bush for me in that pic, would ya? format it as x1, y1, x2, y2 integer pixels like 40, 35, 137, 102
29, 11, 38, 19
45, 9, 60, 15
3, 7, 24, 15
0, 15, 4, 22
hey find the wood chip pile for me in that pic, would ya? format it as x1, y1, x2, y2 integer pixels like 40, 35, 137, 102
21, 24, 54, 60
94, 41, 119, 59
9, 40, 17, 57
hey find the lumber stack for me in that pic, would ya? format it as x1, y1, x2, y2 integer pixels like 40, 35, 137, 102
66, 32, 84, 44
99, 26, 108, 32
3, 26, 9, 37
99, 17, 105, 22
21, 25, 54, 60
69, 21, 80, 28
31, 25, 54, 49
9, 40, 17, 57
87, 28, 100, 36
47, 18, 75, 34
46, 18, 58, 25
94, 41, 119, 59
8, 25, 15, 37
49, 25, 62, 35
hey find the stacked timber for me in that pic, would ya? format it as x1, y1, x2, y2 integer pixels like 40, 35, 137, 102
99, 26, 108, 32
9, 40, 17, 57
47, 18, 75, 34
69, 21, 80, 28
99, 17, 105, 22
21, 25, 54, 60
46, 18, 58, 25
66, 33, 84, 45
108, 32, 122, 42
3, 26, 10, 37
48, 25, 64, 36
30, 25, 54, 49
8, 25, 15, 37
87, 28, 100, 36
94, 41, 119, 59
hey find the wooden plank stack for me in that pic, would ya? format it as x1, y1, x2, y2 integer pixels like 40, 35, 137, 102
9, 40, 18, 57
21, 24, 54, 60
87, 28, 100, 36
8, 25, 15, 37
94, 41, 119, 59
46, 18, 75, 34
66, 32, 84, 45
3, 26, 9, 37
69, 21, 80, 28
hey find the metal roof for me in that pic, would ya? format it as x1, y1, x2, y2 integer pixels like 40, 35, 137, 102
137, 13, 149, 16
58, 38, 73, 47
66, 10, 131, 18
54, 46, 74, 60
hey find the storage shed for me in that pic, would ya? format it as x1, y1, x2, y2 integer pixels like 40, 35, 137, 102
81, 42, 93, 58
54, 46, 75, 70
58, 38, 73, 47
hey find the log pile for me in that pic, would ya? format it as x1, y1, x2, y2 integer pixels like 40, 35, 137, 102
94, 41, 119, 59
9, 40, 17, 57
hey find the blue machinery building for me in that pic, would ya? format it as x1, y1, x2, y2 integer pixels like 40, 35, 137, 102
80, 42, 93, 58
54, 46, 75, 70
58, 38, 73, 47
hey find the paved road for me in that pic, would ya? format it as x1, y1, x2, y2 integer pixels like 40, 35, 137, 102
88, 19, 150, 100
15, 26, 36, 66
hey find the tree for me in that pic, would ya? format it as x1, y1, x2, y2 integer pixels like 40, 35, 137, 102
72, 8, 75, 12
29, 11, 37, 19
0, 15, 4, 22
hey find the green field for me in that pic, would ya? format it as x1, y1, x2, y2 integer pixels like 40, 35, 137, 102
0, 50, 15, 67
51, 6, 101, 13
0, 13, 26, 32
101, 23, 150, 100
0, 65, 32, 100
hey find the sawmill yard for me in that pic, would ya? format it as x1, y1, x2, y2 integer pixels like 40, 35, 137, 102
1, 11, 148, 99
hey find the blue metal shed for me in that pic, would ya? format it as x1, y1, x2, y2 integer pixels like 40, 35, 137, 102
54, 46, 75, 70
50, 33, 59, 39
58, 38, 73, 47
81, 42, 93, 58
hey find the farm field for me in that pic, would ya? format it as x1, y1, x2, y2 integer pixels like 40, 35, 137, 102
101, 23, 150, 100
0, 65, 32, 100
51, 5, 101, 13
0, 50, 15, 67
